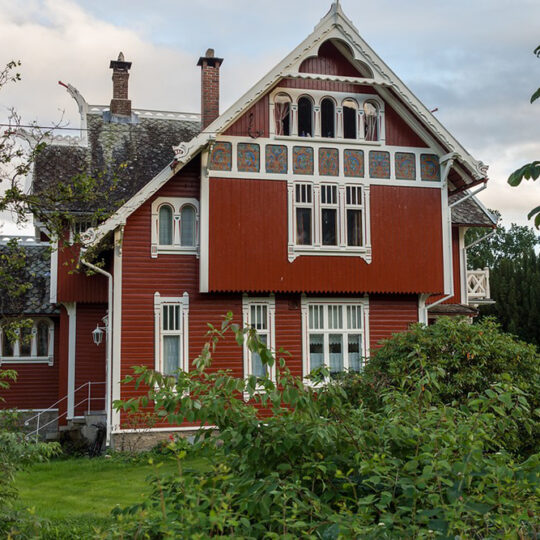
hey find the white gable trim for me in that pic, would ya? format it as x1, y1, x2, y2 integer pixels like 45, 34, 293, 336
83, 2, 487, 249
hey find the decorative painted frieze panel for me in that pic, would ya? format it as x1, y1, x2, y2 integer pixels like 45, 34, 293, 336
237, 143, 260, 172
318, 147, 339, 176
344, 149, 364, 177
293, 146, 314, 175
265, 144, 288, 174
420, 154, 441, 181
369, 150, 390, 179
395, 152, 416, 180
209, 142, 232, 171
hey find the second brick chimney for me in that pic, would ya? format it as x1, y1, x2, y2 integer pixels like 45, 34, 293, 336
110, 52, 132, 117
197, 48, 223, 130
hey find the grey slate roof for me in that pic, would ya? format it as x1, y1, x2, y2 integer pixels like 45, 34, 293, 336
450, 193, 497, 227
0, 241, 58, 315
33, 111, 201, 213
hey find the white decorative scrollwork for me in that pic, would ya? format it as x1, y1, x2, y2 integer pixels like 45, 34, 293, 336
173, 142, 189, 159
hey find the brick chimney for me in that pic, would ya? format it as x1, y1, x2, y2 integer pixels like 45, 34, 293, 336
197, 49, 223, 130
109, 52, 132, 117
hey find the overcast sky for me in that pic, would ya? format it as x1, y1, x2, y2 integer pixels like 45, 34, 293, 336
1, 0, 539, 234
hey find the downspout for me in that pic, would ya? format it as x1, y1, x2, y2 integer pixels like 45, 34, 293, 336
79, 251, 113, 447
426, 166, 488, 314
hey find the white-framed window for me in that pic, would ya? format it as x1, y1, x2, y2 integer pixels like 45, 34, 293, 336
69, 219, 94, 242
287, 181, 371, 262
0, 318, 55, 365
151, 197, 200, 258
242, 296, 276, 380
154, 292, 189, 376
270, 88, 385, 142
301, 298, 369, 378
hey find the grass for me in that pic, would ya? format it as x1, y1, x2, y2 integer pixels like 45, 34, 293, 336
13, 454, 208, 535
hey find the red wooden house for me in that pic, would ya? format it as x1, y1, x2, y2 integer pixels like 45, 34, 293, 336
1, 3, 496, 446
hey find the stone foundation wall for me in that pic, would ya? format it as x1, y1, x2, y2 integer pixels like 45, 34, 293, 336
111, 429, 214, 453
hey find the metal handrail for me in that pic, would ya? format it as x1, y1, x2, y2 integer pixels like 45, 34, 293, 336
25, 381, 105, 440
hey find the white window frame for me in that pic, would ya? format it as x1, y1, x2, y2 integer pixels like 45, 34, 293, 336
154, 292, 189, 375
151, 197, 200, 258
0, 318, 55, 365
242, 296, 276, 381
301, 297, 370, 379
287, 180, 371, 262
270, 88, 385, 143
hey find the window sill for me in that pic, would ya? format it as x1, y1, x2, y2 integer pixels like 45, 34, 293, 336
274, 135, 382, 146
288, 245, 372, 263
152, 245, 199, 258
0, 356, 54, 366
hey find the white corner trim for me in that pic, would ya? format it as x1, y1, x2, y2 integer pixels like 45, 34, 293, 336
63, 302, 77, 419
111, 227, 123, 434
199, 148, 210, 293
50, 240, 58, 304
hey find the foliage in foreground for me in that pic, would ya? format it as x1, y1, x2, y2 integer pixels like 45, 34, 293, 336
111, 316, 540, 539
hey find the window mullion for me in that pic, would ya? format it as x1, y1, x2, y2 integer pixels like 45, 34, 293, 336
338, 185, 346, 248
313, 184, 321, 246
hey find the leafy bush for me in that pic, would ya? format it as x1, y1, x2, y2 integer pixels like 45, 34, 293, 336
363, 317, 540, 456
110, 315, 540, 538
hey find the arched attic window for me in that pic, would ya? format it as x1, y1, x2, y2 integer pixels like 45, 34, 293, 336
298, 96, 313, 137
364, 101, 379, 141
159, 205, 173, 245
274, 93, 291, 136
180, 204, 196, 247
343, 98, 358, 139
320, 98, 336, 138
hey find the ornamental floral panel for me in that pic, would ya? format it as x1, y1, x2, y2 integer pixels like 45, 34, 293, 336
293, 146, 314, 175
318, 148, 339, 176
209, 142, 232, 171
344, 149, 364, 178
420, 154, 441, 181
395, 152, 416, 180
237, 143, 260, 173
265, 145, 288, 174
369, 150, 390, 179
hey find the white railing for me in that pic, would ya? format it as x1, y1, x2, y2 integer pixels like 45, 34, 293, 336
467, 268, 490, 300
24, 381, 106, 440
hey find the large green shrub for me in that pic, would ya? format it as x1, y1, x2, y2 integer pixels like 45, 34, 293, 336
363, 317, 539, 456
111, 316, 540, 539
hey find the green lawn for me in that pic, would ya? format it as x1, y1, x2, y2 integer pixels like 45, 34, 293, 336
14, 455, 207, 535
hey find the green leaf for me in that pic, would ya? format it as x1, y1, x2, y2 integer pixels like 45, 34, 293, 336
531, 87, 540, 103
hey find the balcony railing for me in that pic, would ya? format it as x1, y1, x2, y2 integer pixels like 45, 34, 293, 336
467, 268, 491, 301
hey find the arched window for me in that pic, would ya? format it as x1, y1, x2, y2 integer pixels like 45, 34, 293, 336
180, 205, 196, 247
320, 98, 335, 138
159, 205, 173, 245
297, 96, 313, 137
343, 98, 358, 139
364, 101, 379, 141
274, 93, 291, 136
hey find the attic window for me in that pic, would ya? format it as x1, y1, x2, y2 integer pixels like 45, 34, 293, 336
274, 93, 291, 136
298, 97, 313, 137
321, 98, 335, 138
364, 101, 379, 141
343, 98, 358, 139
151, 197, 200, 258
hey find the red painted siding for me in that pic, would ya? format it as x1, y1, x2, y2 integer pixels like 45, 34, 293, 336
208, 180, 444, 294
119, 157, 244, 428
429, 227, 462, 306
369, 295, 419, 350
299, 40, 363, 77
280, 77, 375, 95
224, 94, 269, 138
274, 296, 303, 377
57, 243, 108, 303
0, 319, 59, 410
74, 303, 107, 416
385, 104, 428, 148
